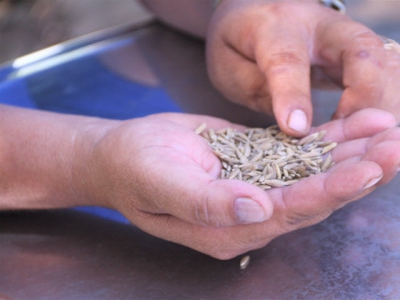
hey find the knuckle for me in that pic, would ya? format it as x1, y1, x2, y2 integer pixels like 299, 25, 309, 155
345, 30, 385, 63
263, 51, 309, 77
194, 200, 212, 226
194, 195, 224, 227
283, 212, 314, 228
281, 210, 331, 232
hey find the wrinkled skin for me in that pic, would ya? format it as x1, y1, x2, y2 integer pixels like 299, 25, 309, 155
207, 0, 400, 136
83, 109, 400, 259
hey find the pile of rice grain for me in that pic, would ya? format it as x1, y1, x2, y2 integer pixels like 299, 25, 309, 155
196, 124, 337, 190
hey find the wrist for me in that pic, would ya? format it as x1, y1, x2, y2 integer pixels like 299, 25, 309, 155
70, 118, 121, 208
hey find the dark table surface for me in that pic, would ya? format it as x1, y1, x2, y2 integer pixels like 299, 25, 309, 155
1, 1, 400, 299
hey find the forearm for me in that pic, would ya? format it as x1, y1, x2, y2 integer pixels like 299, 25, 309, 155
139, 0, 321, 39
0, 105, 117, 210
139, 0, 213, 38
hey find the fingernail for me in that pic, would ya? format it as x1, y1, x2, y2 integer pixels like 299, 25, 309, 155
363, 175, 383, 190
234, 198, 267, 224
288, 109, 308, 133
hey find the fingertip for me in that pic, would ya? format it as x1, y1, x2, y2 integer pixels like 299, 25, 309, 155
287, 109, 309, 135
271, 93, 312, 137
372, 109, 397, 127
362, 174, 383, 190
275, 107, 311, 137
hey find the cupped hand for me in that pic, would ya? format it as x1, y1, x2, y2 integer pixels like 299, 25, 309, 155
206, 0, 400, 136
84, 109, 399, 259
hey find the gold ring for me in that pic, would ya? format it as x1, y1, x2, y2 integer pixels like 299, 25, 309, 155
380, 35, 400, 55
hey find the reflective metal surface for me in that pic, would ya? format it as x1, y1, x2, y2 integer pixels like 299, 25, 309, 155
1, 2, 400, 299
1, 180, 400, 299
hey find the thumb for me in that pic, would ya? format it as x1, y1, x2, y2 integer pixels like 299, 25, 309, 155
198, 178, 274, 226
148, 164, 274, 227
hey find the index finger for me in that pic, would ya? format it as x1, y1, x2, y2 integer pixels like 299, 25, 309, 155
254, 19, 312, 137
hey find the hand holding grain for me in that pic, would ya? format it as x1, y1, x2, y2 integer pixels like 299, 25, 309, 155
86, 109, 399, 259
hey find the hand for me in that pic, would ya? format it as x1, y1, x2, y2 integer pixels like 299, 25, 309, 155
81, 109, 398, 259
206, 0, 400, 136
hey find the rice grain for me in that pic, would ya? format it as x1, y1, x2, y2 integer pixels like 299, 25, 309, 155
196, 124, 337, 189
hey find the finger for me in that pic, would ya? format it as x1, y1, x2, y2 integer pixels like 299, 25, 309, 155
206, 2, 275, 113
202, 157, 385, 251
316, 21, 387, 119
329, 138, 368, 163
312, 108, 396, 143
331, 126, 400, 163
329, 136, 400, 178
129, 159, 384, 260
255, 23, 312, 136
361, 140, 400, 185
139, 157, 274, 227
275, 158, 383, 230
